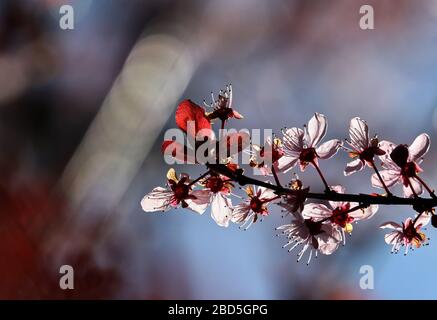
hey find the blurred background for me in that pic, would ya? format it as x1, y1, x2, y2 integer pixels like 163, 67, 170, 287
1, 0, 437, 299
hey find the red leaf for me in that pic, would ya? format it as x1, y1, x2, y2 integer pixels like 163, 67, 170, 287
175, 100, 212, 139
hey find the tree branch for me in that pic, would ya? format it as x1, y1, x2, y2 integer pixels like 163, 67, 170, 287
207, 164, 437, 208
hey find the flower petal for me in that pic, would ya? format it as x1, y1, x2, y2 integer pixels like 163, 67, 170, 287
258, 185, 276, 201
276, 155, 298, 173
318, 241, 340, 255
414, 211, 432, 228
344, 158, 364, 176
350, 205, 378, 220
186, 189, 211, 214
211, 193, 233, 227
231, 202, 251, 223
380, 221, 402, 230
282, 127, 304, 154
141, 187, 173, 212
378, 140, 396, 155
232, 110, 244, 119
349, 117, 369, 151
316, 139, 342, 159
384, 231, 402, 245
318, 224, 341, 254
307, 113, 327, 147
408, 133, 430, 162
371, 170, 400, 189
378, 140, 397, 165
403, 177, 423, 198
302, 203, 332, 220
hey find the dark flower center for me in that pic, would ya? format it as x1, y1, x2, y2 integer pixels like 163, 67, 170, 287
250, 196, 264, 213
205, 176, 225, 193
299, 147, 317, 163
304, 219, 324, 236
390, 144, 409, 168
359, 146, 380, 162
401, 162, 418, 178
170, 180, 190, 203
403, 221, 423, 243
331, 206, 353, 228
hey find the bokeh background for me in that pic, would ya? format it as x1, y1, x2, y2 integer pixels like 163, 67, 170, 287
1, 0, 437, 299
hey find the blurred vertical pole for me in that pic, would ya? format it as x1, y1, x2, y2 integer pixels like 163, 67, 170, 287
60, 34, 196, 213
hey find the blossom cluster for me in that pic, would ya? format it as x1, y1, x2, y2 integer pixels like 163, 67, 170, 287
141, 85, 436, 264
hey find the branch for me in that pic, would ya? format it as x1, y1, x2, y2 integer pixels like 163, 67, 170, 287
207, 164, 437, 209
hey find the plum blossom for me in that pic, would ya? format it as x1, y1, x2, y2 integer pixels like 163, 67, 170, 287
279, 113, 342, 172
231, 185, 278, 229
276, 211, 342, 265
278, 177, 309, 214
344, 117, 386, 176
380, 212, 431, 255
201, 174, 234, 227
249, 137, 284, 175
371, 134, 430, 198
302, 185, 378, 243
141, 168, 210, 214
204, 84, 243, 123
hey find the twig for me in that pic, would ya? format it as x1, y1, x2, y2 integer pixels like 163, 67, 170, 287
207, 164, 437, 208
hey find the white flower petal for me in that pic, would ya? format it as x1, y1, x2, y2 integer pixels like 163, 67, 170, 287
307, 113, 327, 147
350, 205, 378, 220
258, 185, 276, 201
403, 177, 423, 198
282, 127, 305, 152
349, 117, 369, 151
380, 221, 402, 230
408, 133, 430, 162
344, 159, 364, 176
384, 231, 402, 245
330, 185, 345, 194
414, 211, 431, 228
316, 139, 342, 159
211, 194, 233, 227
186, 189, 211, 214
371, 170, 401, 189
140, 187, 173, 212
302, 203, 332, 220
318, 241, 340, 255
317, 225, 341, 254
231, 203, 251, 223
378, 140, 396, 161
276, 155, 299, 173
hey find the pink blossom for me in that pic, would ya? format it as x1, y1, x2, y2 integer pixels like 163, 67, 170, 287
141, 168, 210, 214
380, 212, 431, 255
250, 137, 284, 175
344, 117, 386, 176
302, 185, 378, 243
276, 211, 342, 265
201, 174, 234, 227
371, 133, 430, 197
278, 113, 342, 172
231, 185, 278, 229
278, 177, 309, 214
204, 84, 243, 122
